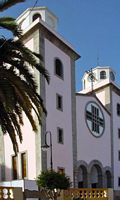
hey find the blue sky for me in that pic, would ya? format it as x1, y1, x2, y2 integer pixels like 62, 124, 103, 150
2, 0, 120, 91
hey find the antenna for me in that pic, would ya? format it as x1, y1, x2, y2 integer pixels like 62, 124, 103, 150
97, 56, 99, 66
97, 50, 100, 66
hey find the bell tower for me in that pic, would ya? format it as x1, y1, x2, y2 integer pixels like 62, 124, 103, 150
79, 66, 116, 112
16, 7, 58, 31
81, 66, 116, 93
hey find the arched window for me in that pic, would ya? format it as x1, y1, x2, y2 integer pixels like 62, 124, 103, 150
110, 71, 115, 81
32, 13, 41, 22
78, 165, 88, 188
54, 58, 63, 79
100, 71, 106, 79
84, 80, 86, 89
90, 164, 103, 188
105, 170, 112, 188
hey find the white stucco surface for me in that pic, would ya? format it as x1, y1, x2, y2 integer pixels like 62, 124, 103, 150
45, 38, 74, 182
111, 91, 120, 190
76, 95, 111, 167
4, 112, 37, 180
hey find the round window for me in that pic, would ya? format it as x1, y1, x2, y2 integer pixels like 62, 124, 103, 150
85, 102, 105, 137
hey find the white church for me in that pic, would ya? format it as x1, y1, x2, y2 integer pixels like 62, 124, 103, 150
0, 6, 120, 197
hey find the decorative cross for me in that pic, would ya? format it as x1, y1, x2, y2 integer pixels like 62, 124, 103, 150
86, 104, 104, 136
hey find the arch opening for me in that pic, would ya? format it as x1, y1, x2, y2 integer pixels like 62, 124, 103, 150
32, 13, 42, 22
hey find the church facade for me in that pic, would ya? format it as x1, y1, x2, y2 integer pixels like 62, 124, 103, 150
0, 7, 120, 196
76, 67, 118, 190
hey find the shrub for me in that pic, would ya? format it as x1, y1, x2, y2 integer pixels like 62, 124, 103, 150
36, 170, 71, 190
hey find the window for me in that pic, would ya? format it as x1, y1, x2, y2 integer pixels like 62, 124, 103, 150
21, 152, 27, 178
118, 151, 120, 161
118, 177, 120, 186
58, 167, 65, 174
57, 127, 64, 144
100, 71, 106, 79
12, 155, 18, 180
56, 94, 63, 111
86, 102, 104, 137
84, 80, 86, 89
91, 105, 100, 133
110, 71, 115, 81
78, 181, 84, 188
117, 103, 120, 116
32, 13, 41, 22
118, 129, 120, 138
54, 58, 63, 79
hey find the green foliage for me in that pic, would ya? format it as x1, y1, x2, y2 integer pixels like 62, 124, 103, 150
0, 0, 50, 154
0, 0, 25, 12
36, 170, 71, 190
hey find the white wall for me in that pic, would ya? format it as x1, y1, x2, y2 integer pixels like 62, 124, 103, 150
112, 91, 120, 190
76, 95, 111, 167
95, 90, 106, 106
4, 113, 37, 180
45, 38, 74, 183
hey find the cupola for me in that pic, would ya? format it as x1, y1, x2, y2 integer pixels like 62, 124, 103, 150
81, 66, 115, 92
16, 7, 58, 31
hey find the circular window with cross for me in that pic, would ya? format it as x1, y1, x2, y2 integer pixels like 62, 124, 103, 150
85, 101, 105, 137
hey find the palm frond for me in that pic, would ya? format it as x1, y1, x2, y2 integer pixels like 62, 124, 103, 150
0, 0, 25, 12
0, 66, 47, 120
14, 104, 23, 125
0, 38, 50, 83
0, 17, 22, 37
0, 79, 16, 111
0, 102, 19, 155
0, 3, 50, 153
35, 63, 50, 84
9, 112, 23, 142
32, 52, 43, 61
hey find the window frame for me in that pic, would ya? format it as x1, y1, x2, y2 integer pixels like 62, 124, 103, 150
118, 129, 120, 138
21, 151, 27, 179
86, 101, 104, 137
117, 103, 120, 116
56, 93, 63, 111
110, 71, 115, 81
118, 151, 120, 161
100, 71, 106, 79
118, 177, 120, 187
11, 155, 18, 180
57, 167, 65, 174
57, 127, 64, 144
54, 58, 64, 79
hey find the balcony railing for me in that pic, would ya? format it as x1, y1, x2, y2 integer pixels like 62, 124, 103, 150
0, 187, 14, 199
0, 186, 113, 200
62, 188, 113, 200
0, 187, 23, 200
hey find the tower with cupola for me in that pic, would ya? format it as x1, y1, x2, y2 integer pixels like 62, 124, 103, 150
16, 7, 58, 31
1, 6, 79, 190
81, 66, 115, 93
80, 66, 116, 112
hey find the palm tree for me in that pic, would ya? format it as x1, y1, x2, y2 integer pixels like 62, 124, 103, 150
0, 0, 50, 154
